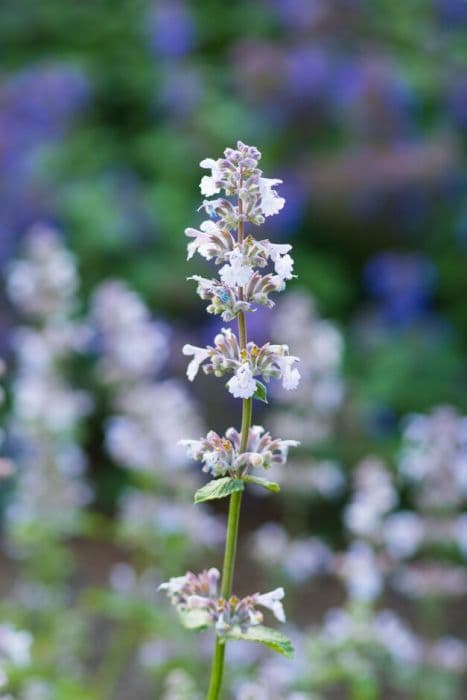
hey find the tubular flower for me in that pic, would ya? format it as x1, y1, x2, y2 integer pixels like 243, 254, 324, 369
183, 328, 300, 398
180, 426, 299, 477
159, 570, 286, 637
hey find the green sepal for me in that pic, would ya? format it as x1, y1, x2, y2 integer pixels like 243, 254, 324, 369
253, 380, 268, 403
226, 625, 294, 657
243, 475, 281, 493
194, 476, 245, 504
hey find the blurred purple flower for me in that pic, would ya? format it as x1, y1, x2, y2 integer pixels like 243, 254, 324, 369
0, 63, 90, 262
147, 0, 196, 59
157, 64, 204, 118
435, 0, 467, 27
364, 252, 437, 327
284, 44, 332, 106
331, 56, 417, 143
270, 0, 327, 32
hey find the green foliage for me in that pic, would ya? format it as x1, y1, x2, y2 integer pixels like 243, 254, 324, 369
252, 380, 269, 404
227, 625, 294, 658
194, 477, 245, 503
243, 475, 280, 493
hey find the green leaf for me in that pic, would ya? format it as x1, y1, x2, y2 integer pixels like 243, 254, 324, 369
194, 477, 244, 504
253, 380, 268, 403
179, 608, 211, 631
227, 625, 294, 658
243, 475, 281, 493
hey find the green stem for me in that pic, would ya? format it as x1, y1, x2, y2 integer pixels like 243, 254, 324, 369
206, 172, 251, 700
206, 336, 252, 699
206, 398, 252, 700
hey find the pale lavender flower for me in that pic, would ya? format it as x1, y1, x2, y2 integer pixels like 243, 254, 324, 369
183, 328, 300, 397
91, 280, 170, 383
105, 380, 203, 473
7, 225, 79, 320
372, 610, 423, 666
159, 569, 287, 636
5, 229, 92, 541
185, 220, 234, 262
382, 511, 424, 560
337, 541, 383, 602
399, 406, 467, 509
227, 363, 257, 398
343, 457, 397, 539
180, 425, 298, 477
429, 636, 467, 673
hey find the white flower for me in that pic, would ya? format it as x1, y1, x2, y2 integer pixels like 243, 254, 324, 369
182, 344, 209, 381
267, 243, 292, 261
158, 575, 189, 595
259, 178, 285, 217
277, 356, 300, 390
227, 364, 256, 399
219, 249, 253, 287
274, 253, 295, 281
185, 220, 220, 261
200, 158, 223, 196
256, 587, 286, 622
178, 439, 203, 459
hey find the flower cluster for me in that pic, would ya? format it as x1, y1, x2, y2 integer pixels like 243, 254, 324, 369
343, 457, 397, 539
185, 141, 296, 324
180, 425, 298, 477
159, 569, 285, 637
184, 328, 299, 399
198, 142, 285, 222
90, 280, 204, 473
399, 406, 467, 509
5, 228, 93, 540
90, 280, 170, 383
6, 224, 80, 320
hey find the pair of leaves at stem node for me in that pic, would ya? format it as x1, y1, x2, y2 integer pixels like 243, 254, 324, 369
179, 609, 294, 658
194, 474, 280, 504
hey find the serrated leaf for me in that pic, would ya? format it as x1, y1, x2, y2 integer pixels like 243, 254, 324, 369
227, 625, 294, 658
244, 475, 280, 493
253, 380, 268, 403
194, 477, 244, 504
179, 608, 211, 631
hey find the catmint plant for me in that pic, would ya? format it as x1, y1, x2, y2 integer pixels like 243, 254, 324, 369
159, 142, 300, 698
